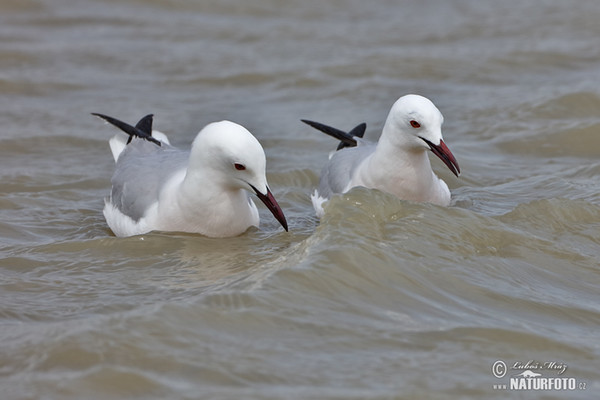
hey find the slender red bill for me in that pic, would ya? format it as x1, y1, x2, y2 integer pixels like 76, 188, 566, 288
251, 186, 288, 231
420, 137, 460, 177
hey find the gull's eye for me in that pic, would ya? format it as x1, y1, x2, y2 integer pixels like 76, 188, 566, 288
234, 163, 246, 171
410, 120, 421, 128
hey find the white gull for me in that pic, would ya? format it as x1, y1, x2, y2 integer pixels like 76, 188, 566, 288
93, 113, 288, 237
303, 94, 460, 217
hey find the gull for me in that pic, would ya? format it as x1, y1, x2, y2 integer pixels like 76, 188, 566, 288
92, 113, 288, 237
302, 94, 460, 217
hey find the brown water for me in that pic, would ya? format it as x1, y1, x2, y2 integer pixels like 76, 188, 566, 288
1, 0, 599, 398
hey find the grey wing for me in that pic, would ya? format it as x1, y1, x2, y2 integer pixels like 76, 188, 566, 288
109, 140, 189, 221
317, 143, 375, 198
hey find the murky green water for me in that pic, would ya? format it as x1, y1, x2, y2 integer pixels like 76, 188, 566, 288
1, 0, 599, 398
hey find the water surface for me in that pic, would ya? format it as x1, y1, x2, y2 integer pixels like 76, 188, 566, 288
1, 0, 599, 398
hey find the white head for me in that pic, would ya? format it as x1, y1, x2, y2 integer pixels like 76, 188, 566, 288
382, 94, 460, 176
188, 121, 288, 230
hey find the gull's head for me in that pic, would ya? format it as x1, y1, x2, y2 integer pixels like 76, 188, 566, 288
383, 94, 460, 177
190, 121, 288, 231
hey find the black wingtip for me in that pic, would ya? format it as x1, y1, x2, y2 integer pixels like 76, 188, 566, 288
336, 122, 367, 150
348, 122, 367, 139
302, 119, 363, 150
92, 113, 161, 146
135, 114, 154, 136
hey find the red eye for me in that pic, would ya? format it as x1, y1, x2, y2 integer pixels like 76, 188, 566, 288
410, 120, 421, 128
234, 163, 246, 171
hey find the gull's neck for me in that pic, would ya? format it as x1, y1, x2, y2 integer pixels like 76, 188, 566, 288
155, 166, 259, 236
355, 128, 450, 205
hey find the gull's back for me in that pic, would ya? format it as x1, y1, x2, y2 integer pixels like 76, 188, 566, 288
109, 139, 189, 222
317, 142, 376, 199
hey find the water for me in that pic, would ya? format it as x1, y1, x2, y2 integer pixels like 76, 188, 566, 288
1, 0, 599, 398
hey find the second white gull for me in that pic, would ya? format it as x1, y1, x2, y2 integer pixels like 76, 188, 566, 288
303, 94, 460, 217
